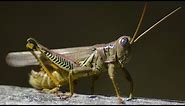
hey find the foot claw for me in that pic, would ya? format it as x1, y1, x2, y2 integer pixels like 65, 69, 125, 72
56, 92, 72, 100
126, 97, 132, 101
126, 94, 133, 101
118, 97, 125, 104
42, 87, 60, 94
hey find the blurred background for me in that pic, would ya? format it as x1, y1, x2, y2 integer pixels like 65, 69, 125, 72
0, 1, 185, 101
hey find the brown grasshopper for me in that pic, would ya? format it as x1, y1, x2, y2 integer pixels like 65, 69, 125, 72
6, 4, 181, 103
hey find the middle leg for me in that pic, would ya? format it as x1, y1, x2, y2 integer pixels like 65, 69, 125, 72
64, 66, 97, 98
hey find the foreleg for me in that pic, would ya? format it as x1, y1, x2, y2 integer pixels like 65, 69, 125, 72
108, 63, 124, 104
121, 67, 133, 100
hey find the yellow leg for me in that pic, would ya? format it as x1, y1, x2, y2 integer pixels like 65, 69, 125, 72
30, 50, 61, 88
26, 39, 63, 96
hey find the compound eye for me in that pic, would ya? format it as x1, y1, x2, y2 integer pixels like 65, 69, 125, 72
120, 38, 128, 46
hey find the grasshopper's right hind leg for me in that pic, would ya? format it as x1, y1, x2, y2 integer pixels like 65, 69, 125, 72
26, 38, 61, 94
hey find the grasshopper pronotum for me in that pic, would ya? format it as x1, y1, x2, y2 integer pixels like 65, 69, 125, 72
6, 3, 181, 103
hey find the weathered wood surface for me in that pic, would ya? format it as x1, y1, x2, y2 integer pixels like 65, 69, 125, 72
0, 85, 184, 105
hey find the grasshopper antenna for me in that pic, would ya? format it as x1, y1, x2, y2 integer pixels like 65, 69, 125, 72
133, 6, 181, 43
130, 3, 147, 44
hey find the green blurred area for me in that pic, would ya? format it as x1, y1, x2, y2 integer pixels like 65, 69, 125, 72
0, 1, 185, 101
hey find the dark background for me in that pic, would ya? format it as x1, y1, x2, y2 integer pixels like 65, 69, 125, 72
0, 1, 185, 101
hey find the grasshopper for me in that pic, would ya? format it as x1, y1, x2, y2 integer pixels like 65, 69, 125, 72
6, 3, 181, 103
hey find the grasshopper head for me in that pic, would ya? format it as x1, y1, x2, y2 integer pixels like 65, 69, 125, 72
116, 36, 132, 65
26, 38, 38, 50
